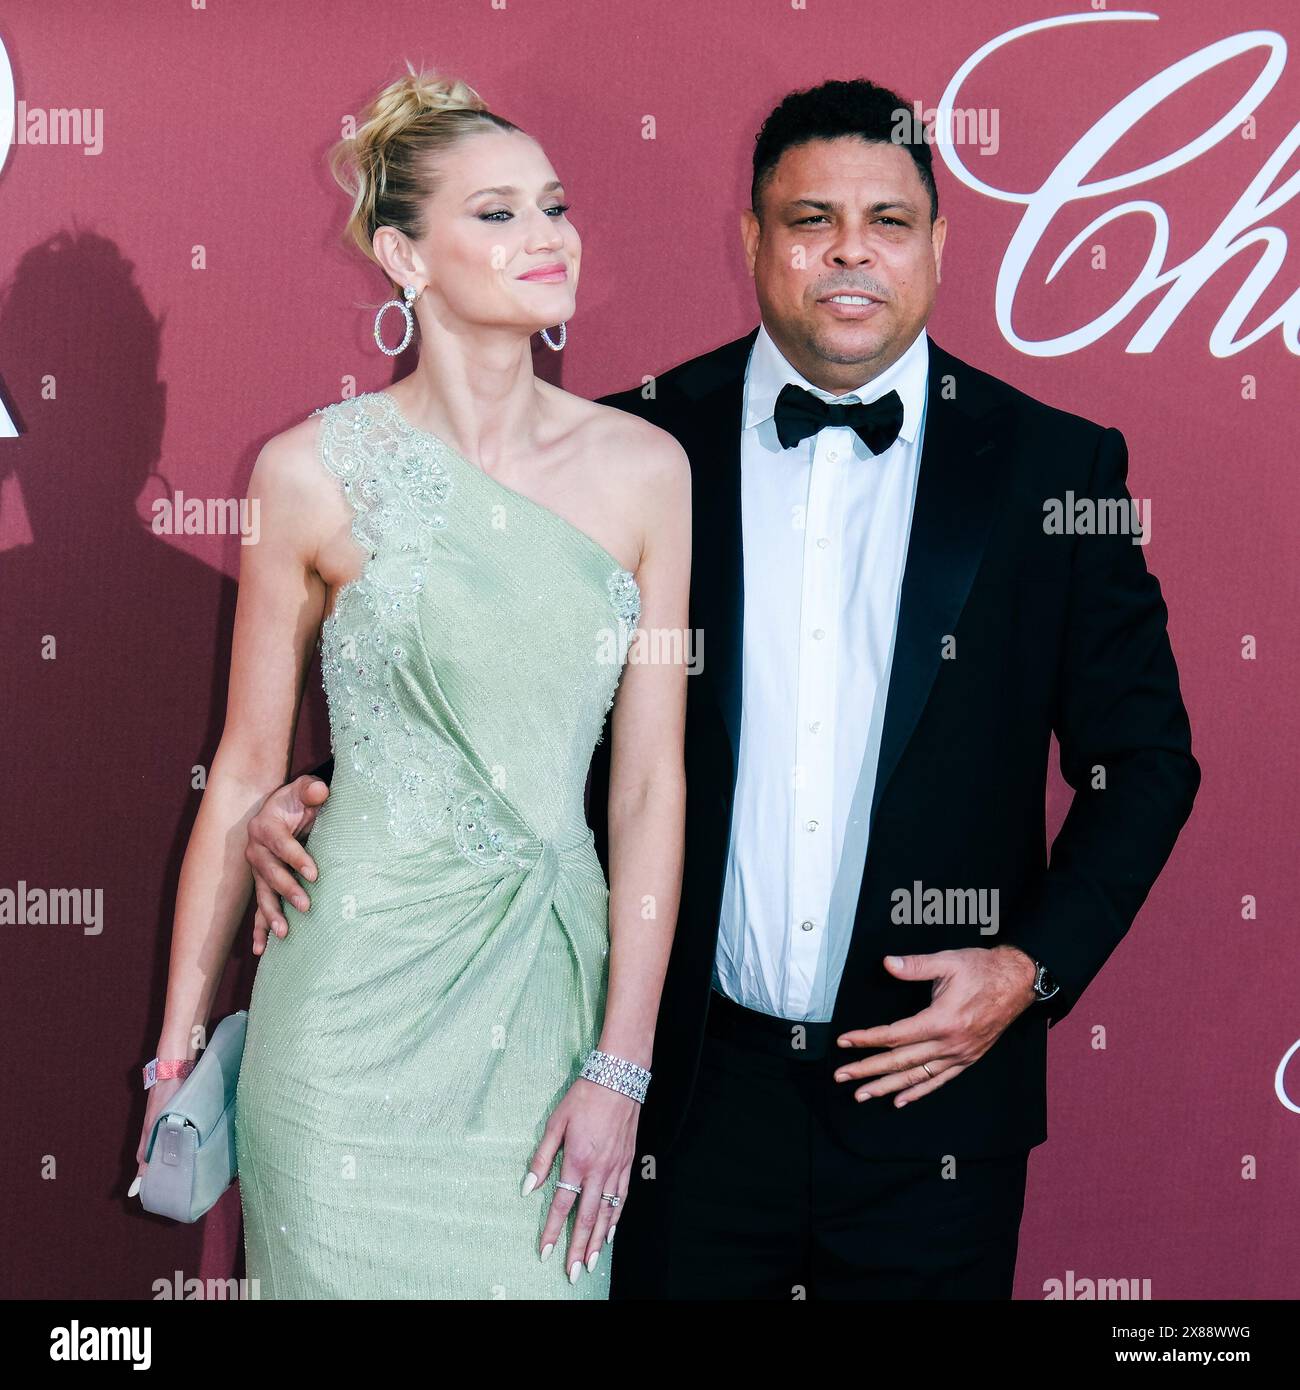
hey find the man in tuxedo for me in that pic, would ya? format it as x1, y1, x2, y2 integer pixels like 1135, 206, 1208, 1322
245, 80, 1198, 1298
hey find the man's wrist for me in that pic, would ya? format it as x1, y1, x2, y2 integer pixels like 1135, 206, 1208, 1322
1001, 946, 1061, 1005
996, 944, 1039, 998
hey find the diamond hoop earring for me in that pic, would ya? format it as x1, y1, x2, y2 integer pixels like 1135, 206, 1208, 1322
374, 284, 418, 355
539, 322, 567, 352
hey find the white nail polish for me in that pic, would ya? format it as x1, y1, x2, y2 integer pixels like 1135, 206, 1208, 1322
569, 1260, 582, 1284
587, 1250, 600, 1273
606, 1225, 616, 1244
521, 1172, 538, 1196
127, 1175, 141, 1198
540, 1242, 554, 1263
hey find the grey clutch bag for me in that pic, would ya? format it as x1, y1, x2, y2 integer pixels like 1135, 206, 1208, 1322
139, 1010, 248, 1222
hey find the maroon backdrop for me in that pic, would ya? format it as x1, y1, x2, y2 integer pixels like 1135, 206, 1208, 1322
2, 0, 1296, 1300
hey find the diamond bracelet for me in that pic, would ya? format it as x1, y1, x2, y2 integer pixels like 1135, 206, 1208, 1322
579, 1048, 652, 1104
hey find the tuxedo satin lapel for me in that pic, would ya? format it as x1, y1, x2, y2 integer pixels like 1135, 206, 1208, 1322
675, 329, 757, 777
865, 344, 1015, 837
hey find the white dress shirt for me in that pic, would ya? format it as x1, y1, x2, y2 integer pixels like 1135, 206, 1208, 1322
712, 322, 931, 1022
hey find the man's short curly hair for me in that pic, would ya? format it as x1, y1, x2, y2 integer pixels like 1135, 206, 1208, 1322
751, 79, 937, 223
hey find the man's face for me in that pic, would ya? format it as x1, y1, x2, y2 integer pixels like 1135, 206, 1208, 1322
742, 136, 946, 393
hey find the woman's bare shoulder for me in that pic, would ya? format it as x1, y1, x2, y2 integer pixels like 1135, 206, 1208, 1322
538, 381, 676, 461
548, 390, 688, 494
248, 410, 318, 484
595, 404, 690, 531
242, 408, 357, 561
248, 408, 348, 506
578, 411, 689, 593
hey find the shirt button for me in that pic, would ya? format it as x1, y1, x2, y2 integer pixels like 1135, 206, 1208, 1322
808, 720, 821, 733
827, 451, 839, 462
817, 537, 829, 548
800, 920, 815, 932
806, 819, 819, 832
812, 627, 825, 640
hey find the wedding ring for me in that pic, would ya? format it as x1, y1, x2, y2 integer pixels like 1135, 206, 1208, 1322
556, 1180, 583, 1194
601, 1192, 621, 1207
921, 1063, 934, 1078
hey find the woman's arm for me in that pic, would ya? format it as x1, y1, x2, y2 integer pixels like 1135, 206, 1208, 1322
597, 436, 691, 1074
154, 419, 337, 1059
530, 422, 691, 1281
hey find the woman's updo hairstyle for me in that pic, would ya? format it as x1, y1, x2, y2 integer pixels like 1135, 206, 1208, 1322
330, 64, 521, 283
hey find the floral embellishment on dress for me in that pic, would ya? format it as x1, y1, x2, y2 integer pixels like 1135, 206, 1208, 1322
453, 793, 531, 869
313, 394, 528, 868
607, 566, 641, 635
597, 566, 641, 730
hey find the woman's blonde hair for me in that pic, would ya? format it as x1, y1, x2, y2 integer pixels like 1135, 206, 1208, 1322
329, 64, 521, 282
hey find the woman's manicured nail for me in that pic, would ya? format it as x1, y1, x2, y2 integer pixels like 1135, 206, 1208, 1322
540, 1242, 554, 1263
587, 1250, 600, 1273
606, 1225, 616, 1244
521, 1172, 538, 1196
127, 1174, 141, 1198
569, 1260, 582, 1284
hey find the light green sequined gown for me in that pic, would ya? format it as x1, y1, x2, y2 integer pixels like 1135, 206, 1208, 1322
234, 390, 639, 1299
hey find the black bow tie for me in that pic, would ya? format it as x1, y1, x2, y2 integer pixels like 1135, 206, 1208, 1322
773, 382, 904, 454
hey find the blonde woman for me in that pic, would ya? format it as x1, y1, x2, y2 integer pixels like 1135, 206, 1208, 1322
133, 69, 689, 1298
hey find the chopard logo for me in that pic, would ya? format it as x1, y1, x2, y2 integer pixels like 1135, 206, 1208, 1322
1275, 1037, 1300, 1114
935, 11, 1300, 357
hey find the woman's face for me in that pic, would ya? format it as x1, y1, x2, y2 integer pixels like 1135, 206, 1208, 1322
411, 128, 580, 335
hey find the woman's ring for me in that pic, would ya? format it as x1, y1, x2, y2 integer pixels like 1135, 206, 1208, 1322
556, 1180, 582, 1194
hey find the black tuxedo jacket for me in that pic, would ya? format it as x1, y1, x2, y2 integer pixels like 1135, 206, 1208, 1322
588, 327, 1199, 1161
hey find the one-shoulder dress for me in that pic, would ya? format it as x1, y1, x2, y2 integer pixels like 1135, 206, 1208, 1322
234, 390, 640, 1298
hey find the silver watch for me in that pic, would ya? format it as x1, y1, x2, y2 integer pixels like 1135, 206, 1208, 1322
1030, 959, 1060, 1002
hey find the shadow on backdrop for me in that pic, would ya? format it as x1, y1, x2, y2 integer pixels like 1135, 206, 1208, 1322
0, 229, 257, 1297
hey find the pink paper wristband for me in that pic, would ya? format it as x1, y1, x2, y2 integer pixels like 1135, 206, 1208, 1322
142, 1057, 195, 1090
